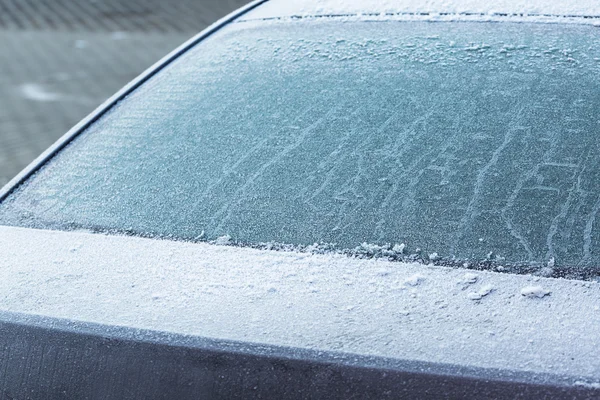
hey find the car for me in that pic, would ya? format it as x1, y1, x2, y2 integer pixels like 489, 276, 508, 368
1, 0, 599, 398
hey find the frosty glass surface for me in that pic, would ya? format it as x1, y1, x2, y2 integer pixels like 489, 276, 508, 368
1, 20, 600, 272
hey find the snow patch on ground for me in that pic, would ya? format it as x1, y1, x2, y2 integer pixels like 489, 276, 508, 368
19, 83, 62, 102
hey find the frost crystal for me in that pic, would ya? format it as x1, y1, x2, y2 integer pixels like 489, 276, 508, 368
214, 235, 232, 246
463, 273, 478, 284
520, 286, 551, 298
392, 243, 406, 253
404, 274, 425, 286
574, 381, 600, 389
467, 285, 494, 300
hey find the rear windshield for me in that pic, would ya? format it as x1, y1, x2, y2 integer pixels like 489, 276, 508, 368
1, 19, 600, 279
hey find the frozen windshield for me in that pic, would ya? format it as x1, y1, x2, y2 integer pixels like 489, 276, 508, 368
1, 20, 600, 279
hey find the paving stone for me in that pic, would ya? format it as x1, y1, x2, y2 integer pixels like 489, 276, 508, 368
0, 0, 250, 187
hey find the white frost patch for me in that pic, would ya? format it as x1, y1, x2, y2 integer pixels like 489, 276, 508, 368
462, 273, 479, 284
358, 242, 382, 252
19, 83, 62, 102
404, 273, 425, 286
392, 243, 406, 253
214, 235, 232, 245
574, 381, 600, 389
467, 285, 494, 300
521, 286, 551, 298
428, 252, 439, 261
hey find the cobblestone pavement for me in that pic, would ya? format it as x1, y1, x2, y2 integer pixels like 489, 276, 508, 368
0, 0, 250, 186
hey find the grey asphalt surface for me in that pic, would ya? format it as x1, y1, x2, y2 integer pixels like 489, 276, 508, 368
0, 0, 250, 187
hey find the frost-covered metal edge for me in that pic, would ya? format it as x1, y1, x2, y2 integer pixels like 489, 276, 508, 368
238, 12, 600, 26
241, 0, 600, 24
0, 0, 270, 203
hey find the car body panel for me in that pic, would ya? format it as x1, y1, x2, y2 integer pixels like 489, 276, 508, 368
1, 312, 597, 399
0, 225, 599, 390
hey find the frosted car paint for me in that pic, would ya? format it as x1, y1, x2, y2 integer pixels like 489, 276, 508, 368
0, 226, 599, 398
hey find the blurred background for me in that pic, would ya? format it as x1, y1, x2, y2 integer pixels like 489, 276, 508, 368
0, 0, 250, 187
